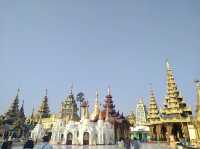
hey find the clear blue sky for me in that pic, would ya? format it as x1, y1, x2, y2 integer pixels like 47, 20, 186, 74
0, 1, 199, 116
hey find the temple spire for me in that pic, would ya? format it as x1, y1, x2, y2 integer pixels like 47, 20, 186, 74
37, 89, 50, 118
90, 90, 100, 121
16, 88, 20, 97
103, 86, 115, 116
108, 86, 111, 95
147, 86, 160, 123
166, 59, 170, 70
69, 84, 73, 95
4, 89, 20, 124
161, 61, 192, 117
45, 88, 48, 97
96, 90, 99, 101
194, 80, 200, 121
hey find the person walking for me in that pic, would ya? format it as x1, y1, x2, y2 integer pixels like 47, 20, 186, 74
37, 136, 53, 149
1, 138, 12, 149
124, 137, 131, 149
132, 137, 140, 149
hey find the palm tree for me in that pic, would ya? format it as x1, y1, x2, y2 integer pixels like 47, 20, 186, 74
76, 92, 85, 117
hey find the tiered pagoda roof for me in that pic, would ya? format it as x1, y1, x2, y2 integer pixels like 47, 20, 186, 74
37, 89, 50, 118
60, 86, 79, 121
4, 89, 20, 124
4, 89, 25, 125
160, 61, 192, 121
103, 87, 116, 116
147, 88, 160, 124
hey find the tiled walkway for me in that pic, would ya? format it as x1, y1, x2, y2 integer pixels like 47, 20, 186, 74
12, 143, 171, 149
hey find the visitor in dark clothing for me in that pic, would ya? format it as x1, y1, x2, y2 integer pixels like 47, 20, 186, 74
23, 138, 34, 149
1, 140, 12, 149
124, 137, 131, 149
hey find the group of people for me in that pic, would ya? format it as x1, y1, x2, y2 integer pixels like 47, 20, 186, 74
1, 135, 53, 149
118, 137, 140, 149
1, 136, 140, 149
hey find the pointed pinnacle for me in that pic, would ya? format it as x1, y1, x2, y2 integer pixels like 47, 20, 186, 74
166, 59, 170, 70
96, 90, 99, 100
17, 88, 20, 97
45, 88, 48, 96
108, 86, 111, 95
69, 83, 74, 94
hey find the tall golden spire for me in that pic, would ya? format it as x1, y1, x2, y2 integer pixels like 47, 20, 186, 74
161, 60, 192, 117
90, 90, 100, 121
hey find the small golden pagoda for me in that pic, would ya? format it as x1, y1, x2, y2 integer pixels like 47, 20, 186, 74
147, 88, 161, 140
147, 88, 160, 124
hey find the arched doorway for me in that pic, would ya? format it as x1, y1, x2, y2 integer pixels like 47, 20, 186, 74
153, 126, 157, 141
161, 126, 167, 141
171, 123, 183, 141
66, 133, 73, 145
83, 132, 89, 145
61, 134, 64, 142
47, 132, 52, 140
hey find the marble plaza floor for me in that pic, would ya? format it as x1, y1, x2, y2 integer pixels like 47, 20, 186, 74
12, 143, 171, 149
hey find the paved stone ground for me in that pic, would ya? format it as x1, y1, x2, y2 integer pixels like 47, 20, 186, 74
12, 143, 171, 149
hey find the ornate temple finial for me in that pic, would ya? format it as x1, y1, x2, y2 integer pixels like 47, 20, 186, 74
108, 86, 111, 95
69, 83, 74, 94
45, 88, 48, 97
166, 59, 170, 70
149, 83, 154, 97
96, 90, 99, 99
16, 88, 20, 97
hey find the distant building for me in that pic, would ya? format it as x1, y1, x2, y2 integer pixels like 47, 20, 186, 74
60, 88, 79, 121
131, 99, 150, 141
3, 89, 25, 139
31, 87, 129, 145
136, 99, 147, 126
